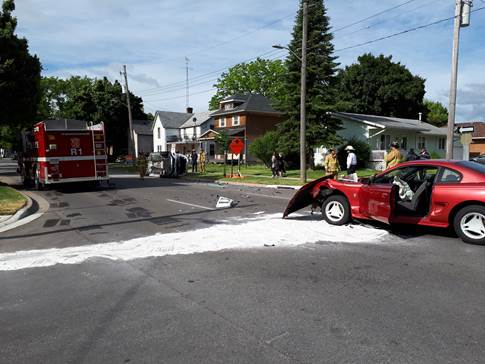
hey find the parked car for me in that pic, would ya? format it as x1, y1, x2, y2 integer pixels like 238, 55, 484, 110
471, 154, 485, 165
284, 160, 485, 245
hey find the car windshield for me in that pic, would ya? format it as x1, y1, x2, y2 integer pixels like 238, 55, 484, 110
457, 161, 485, 174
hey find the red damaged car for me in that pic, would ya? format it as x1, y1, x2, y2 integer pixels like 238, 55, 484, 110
284, 160, 485, 245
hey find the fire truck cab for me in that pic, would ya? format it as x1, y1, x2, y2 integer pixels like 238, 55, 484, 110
19, 119, 109, 189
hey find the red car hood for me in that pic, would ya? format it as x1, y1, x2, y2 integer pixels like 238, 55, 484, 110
283, 175, 333, 218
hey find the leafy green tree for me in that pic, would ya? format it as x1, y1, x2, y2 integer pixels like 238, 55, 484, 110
0, 0, 41, 127
277, 0, 341, 167
335, 53, 426, 118
249, 131, 279, 168
39, 76, 147, 156
423, 99, 448, 127
209, 58, 286, 110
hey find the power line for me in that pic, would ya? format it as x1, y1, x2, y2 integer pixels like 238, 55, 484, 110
334, 0, 420, 32
335, 6, 485, 53
139, 49, 284, 97
336, 0, 444, 39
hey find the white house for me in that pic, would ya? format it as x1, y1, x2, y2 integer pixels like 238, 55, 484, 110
315, 112, 451, 170
152, 110, 192, 153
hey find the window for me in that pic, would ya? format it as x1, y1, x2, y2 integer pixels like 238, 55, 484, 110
224, 103, 233, 110
220, 116, 226, 127
233, 114, 240, 126
439, 168, 462, 183
401, 137, 407, 150
379, 134, 391, 150
439, 137, 446, 150
157, 127, 161, 139
209, 144, 215, 156
418, 136, 426, 150
457, 160, 485, 174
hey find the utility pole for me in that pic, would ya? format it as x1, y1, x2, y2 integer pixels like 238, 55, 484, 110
185, 56, 190, 108
300, 0, 308, 184
121, 65, 135, 158
446, 0, 472, 159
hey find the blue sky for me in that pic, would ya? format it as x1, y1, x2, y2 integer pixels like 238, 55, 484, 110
13, 0, 485, 121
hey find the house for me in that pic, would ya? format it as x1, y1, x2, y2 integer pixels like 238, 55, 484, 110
152, 110, 193, 153
455, 121, 485, 157
168, 111, 216, 158
317, 112, 450, 170
132, 119, 154, 158
209, 93, 284, 161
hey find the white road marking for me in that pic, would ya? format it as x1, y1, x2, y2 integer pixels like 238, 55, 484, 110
0, 213, 390, 271
166, 199, 213, 210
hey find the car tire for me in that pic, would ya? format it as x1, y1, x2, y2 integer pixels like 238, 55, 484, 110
453, 205, 485, 245
321, 195, 351, 225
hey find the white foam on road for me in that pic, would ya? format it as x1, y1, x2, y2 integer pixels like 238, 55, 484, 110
0, 213, 389, 271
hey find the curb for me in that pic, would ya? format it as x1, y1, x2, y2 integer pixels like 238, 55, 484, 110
0, 190, 48, 233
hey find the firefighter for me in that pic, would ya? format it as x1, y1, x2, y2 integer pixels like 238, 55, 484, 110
324, 148, 340, 179
385, 142, 402, 169
137, 152, 148, 179
199, 149, 206, 173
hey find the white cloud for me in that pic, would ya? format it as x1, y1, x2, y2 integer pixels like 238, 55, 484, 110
12, 0, 485, 119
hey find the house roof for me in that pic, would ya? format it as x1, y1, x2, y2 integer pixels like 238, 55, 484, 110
155, 111, 193, 129
211, 93, 282, 116
132, 119, 153, 135
179, 111, 214, 129
330, 112, 447, 136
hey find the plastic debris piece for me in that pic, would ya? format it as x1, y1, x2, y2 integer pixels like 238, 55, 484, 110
216, 196, 235, 208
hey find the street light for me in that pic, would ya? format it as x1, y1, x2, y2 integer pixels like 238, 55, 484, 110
271, 1, 308, 184
272, 44, 301, 61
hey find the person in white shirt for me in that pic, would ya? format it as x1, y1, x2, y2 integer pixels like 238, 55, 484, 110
345, 145, 358, 180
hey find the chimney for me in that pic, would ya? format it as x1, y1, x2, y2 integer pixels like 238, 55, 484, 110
186, 107, 193, 114
418, 112, 422, 122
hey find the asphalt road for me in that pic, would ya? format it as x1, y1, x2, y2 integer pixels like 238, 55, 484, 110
1, 159, 485, 363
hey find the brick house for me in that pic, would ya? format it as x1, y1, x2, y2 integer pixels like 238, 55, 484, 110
455, 121, 485, 157
208, 93, 284, 161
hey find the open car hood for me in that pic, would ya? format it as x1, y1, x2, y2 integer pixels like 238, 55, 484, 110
283, 175, 333, 218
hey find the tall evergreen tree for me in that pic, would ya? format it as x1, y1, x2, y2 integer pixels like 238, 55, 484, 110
0, 0, 41, 127
277, 0, 340, 166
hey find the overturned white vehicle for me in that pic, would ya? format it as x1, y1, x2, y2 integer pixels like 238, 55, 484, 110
147, 152, 187, 177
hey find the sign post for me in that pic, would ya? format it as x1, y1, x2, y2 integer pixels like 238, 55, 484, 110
460, 133, 473, 161
229, 138, 245, 178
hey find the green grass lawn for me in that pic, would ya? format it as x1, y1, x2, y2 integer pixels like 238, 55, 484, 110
0, 185, 27, 215
185, 163, 377, 186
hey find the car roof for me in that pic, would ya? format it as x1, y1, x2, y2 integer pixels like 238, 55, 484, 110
387, 160, 485, 182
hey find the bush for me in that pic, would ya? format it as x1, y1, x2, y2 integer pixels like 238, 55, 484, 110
430, 150, 442, 159
337, 137, 371, 170
249, 131, 279, 167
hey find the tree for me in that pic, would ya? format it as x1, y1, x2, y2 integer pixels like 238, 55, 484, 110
277, 0, 341, 167
423, 99, 448, 127
209, 58, 286, 110
249, 131, 279, 168
335, 53, 426, 118
39, 76, 148, 156
0, 0, 41, 127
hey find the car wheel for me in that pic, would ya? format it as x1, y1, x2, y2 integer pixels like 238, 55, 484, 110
454, 205, 485, 245
321, 195, 351, 225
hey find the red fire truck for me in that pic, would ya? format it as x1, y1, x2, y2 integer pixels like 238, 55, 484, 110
19, 119, 109, 189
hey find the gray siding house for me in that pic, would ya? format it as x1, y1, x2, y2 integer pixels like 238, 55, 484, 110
316, 112, 449, 170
